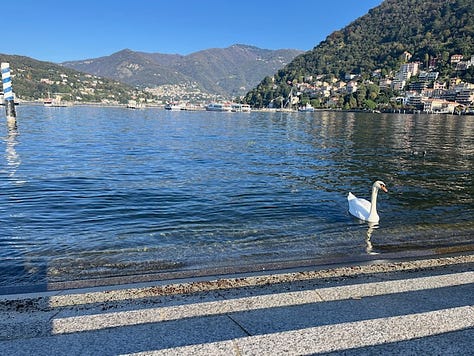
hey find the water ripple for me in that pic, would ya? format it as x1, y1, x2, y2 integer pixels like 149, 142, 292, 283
0, 107, 472, 287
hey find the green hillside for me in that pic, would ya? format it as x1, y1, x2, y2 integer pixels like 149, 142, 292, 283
244, 0, 474, 109
0, 54, 153, 104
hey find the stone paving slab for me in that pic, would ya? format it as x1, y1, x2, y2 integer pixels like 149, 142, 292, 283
0, 254, 473, 355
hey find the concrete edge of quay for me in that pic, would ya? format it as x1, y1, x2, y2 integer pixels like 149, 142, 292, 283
1, 252, 473, 311
0, 252, 473, 355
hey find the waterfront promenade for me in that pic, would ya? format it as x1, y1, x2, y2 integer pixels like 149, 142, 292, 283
0, 254, 473, 355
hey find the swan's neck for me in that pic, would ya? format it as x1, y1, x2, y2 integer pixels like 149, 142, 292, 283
368, 186, 379, 222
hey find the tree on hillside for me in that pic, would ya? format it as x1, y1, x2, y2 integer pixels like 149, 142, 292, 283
245, 0, 474, 108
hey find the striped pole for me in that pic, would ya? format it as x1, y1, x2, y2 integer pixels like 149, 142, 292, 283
1, 62, 17, 119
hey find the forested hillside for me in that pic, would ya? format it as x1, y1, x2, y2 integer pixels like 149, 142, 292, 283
244, 0, 474, 109
0, 54, 150, 103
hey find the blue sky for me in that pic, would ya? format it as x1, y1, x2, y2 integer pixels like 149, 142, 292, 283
5, 0, 383, 63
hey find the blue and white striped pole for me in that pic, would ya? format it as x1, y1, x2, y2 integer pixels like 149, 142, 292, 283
1, 62, 17, 120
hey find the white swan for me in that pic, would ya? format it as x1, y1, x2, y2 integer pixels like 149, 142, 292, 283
347, 181, 388, 223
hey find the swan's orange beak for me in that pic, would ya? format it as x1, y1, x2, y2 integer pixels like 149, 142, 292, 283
381, 185, 388, 193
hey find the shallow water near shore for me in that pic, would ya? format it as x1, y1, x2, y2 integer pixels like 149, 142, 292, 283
0, 106, 473, 288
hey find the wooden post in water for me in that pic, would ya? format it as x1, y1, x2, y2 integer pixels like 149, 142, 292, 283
1, 62, 17, 123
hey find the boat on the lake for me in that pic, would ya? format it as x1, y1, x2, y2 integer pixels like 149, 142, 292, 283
164, 102, 185, 111
43, 97, 53, 107
298, 103, 314, 112
231, 103, 251, 112
44, 95, 70, 107
205, 102, 233, 112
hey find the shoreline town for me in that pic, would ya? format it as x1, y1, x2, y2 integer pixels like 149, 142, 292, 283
2, 99, 474, 116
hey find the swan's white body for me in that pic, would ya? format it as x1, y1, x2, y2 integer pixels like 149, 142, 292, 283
348, 181, 388, 223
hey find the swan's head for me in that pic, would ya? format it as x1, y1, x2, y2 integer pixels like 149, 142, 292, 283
373, 180, 388, 193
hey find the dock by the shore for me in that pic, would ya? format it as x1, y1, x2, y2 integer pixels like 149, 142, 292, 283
0, 254, 473, 355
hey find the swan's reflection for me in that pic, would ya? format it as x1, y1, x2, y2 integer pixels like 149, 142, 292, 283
365, 222, 379, 254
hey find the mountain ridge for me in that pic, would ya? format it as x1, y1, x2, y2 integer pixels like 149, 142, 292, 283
62, 44, 303, 97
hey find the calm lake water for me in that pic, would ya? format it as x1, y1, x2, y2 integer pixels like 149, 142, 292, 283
0, 106, 473, 289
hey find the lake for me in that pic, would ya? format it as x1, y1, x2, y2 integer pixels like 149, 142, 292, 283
1, 106, 473, 290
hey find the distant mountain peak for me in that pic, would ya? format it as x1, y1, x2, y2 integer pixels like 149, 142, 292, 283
62, 45, 303, 97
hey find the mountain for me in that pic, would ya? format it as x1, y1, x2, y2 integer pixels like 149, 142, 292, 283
62, 49, 190, 88
0, 53, 153, 104
244, 0, 474, 108
62, 45, 303, 97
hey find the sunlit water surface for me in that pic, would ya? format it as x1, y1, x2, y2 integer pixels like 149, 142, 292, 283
0, 106, 472, 288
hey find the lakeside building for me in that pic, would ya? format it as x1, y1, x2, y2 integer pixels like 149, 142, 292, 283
422, 99, 458, 114
275, 52, 474, 112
